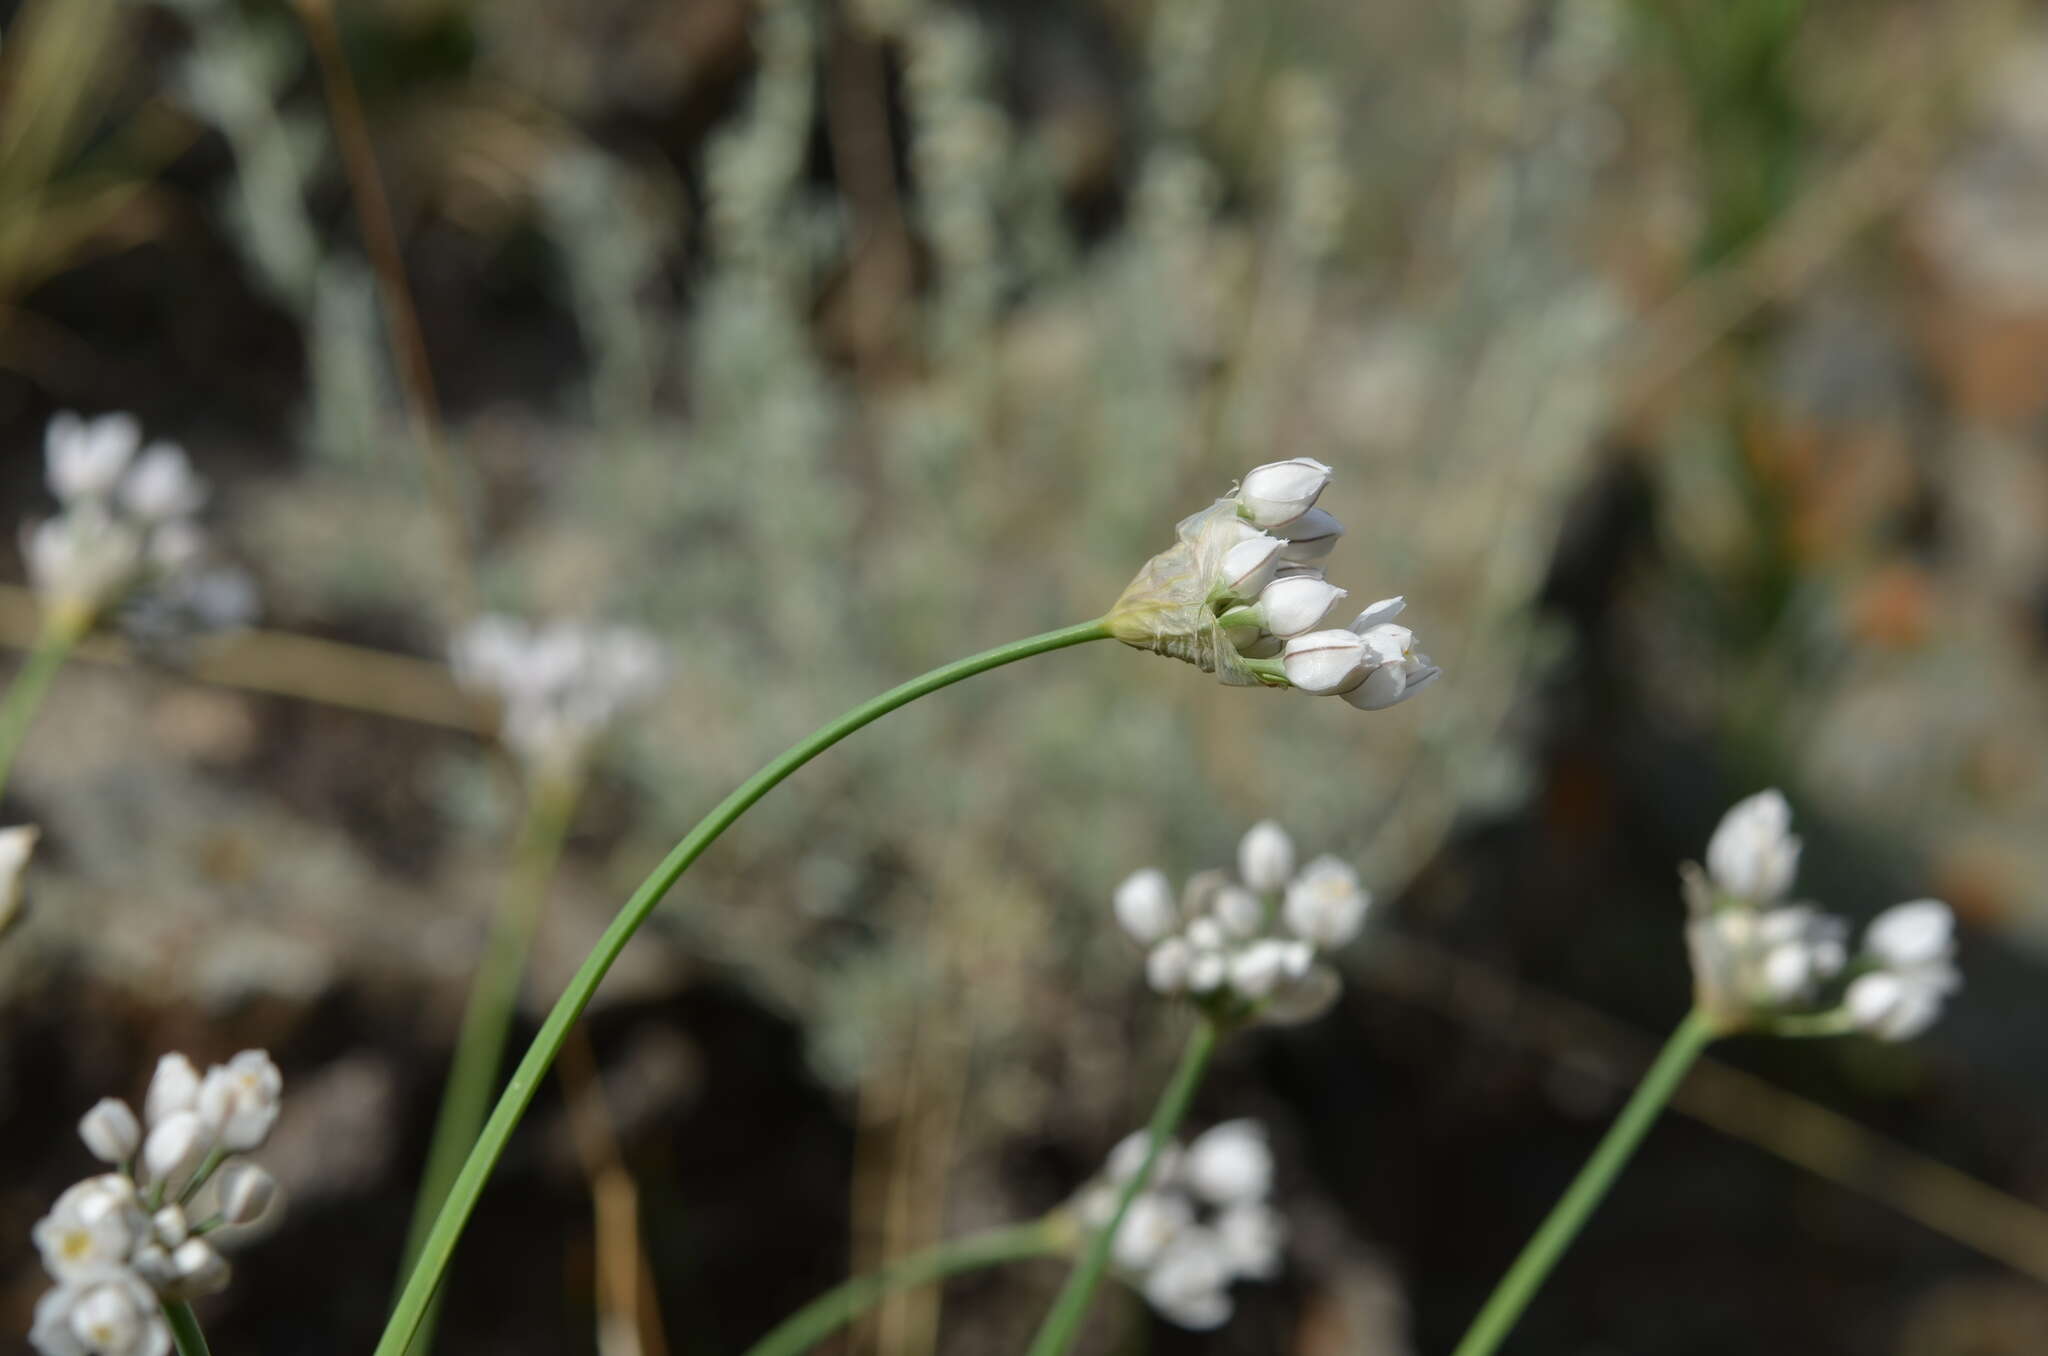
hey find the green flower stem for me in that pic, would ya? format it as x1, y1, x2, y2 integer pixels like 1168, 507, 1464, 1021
1450, 1007, 1718, 1356
0, 608, 86, 801
395, 771, 582, 1354
1025, 1014, 1223, 1356
163, 1300, 213, 1356
741, 1219, 1063, 1356
373, 618, 1114, 1356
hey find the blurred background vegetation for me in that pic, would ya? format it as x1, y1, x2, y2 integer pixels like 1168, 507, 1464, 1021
3, 0, 2048, 1352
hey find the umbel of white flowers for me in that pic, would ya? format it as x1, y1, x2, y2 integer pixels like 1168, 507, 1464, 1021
1115, 820, 1363, 1023
30, 1051, 282, 1356
1104, 458, 1441, 709
450, 614, 669, 781
23, 413, 254, 639
1683, 790, 1961, 1040
1071, 1120, 1285, 1330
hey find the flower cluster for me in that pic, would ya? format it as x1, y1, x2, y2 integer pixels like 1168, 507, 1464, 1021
1073, 1120, 1285, 1329
1684, 790, 1960, 1040
1115, 821, 1363, 1023
23, 413, 252, 638
450, 615, 669, 780
31, 1052, 282, 1356
1105, 458, 1440, 708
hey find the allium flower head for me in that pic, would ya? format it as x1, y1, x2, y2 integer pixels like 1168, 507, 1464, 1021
1115, 822, 1364, 1025
451, 614, 669, 779
1682, 792, 1960, 1042
1103, 465, 1439, 712
1070, 1118, 1287, 1332
30, 1050, 284, 1355
24, 412, 248, 639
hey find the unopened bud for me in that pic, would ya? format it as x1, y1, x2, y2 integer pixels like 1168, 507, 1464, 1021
1275, 507, 1341, 562
1114, 868, 1178, 945
1217, 534, 1283, 599
216, 1161, 277, 1225
1236, 458, 1333, 529
78, 1098, 141, 1164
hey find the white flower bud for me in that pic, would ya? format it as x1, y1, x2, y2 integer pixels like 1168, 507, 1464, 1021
1114, 868, 1178, 945
45, 411, 142, 502
197, 1049, 283, 1151
1184, 1120, 1274, 1204
1280, 629, 1367, 694
169, 1238, 231, 1297
1212, 885, 1264, 938
0, 824, 37, 935
1864, 899, 1955, 969
145, 1053, 202, 1125
1255, 574, 1345, 638
1262, 963, 1342, 1024
1704, 790, 1801, 904
142, 1110, 209, 1188
78, 1098, 141, 1164
1112, 1191, 1194, 1271
1215, 1202, 1286, 1280
1275, 507, 1342, 563
215, 1160, 278, 1225
1229, 939, 1310, 998
152, 1205, 189, 1247
119, 443, 207, 521
1186, 947, 1228, 993
1845, 971, 1949, 1041
1146, 937, 1193, 994
1142, 1232, 1234, 1329
1237, 820, 1295, 893
1283, 855, 1370, 947
1217, 534, 1283, 599
1349, 596, 1406, 631
1236, 457, 1332, 529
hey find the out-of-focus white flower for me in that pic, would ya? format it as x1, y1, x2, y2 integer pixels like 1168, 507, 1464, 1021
1214, 1202, 1286, 1279
1235, 458, 1332, 529
1227, 938, 1312, 999
196, 1050, 281, 1152
1142, 1231, 1234, 1329
451, 615, 670, 777
214, 1162, 276, 1226
1112, 1191, 1195, 1271
163, 1240, 229, 1299
24, 516, 144, 618
1211, 885, 1264, 938
1274, 507, 1341, 563
1864, 899, 1955, 970
1114, 868, 1178, 944
148, 1208, 186, 1249
117, 445, 207, 522
31, 1270, 168, 1356
0, 824, 39, 934
33, 1178, 145, 1281
1262, 964, 1342, 1025
78, 1101, 141, 1166
46, 413, 142, 503
1845, 899, 1960, 1040
140, 1112, 208, 1190
1146, 936, 1194, 994
143, 1056, 200, 1126
1705, 790, 1801, 904
1845, 969, 1955, 1041
1237, 821, 1294, 893
1283, 856, 1369, 947
1184, 1120, 1273, 1205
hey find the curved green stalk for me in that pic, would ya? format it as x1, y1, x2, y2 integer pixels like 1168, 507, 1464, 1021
163, 1300, 212, 1356
0, 611, 85, 800
742, 1219, 1061, 1356
1451, 1007, 1717, 1356
374, 619, 1113, 1356
1025, 1015, 1222, 1356
397, 773, 581, 1354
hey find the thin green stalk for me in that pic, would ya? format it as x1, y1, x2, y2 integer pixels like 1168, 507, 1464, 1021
743, 1219, 1061, 1356
1451, 1008, 1718, 1356
163, 1300, 212, 1356
1025, 1015, 1223, 1356
374, 619, 1113, 1356
395, 771, 582, 1353
0, 610, 84, 800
